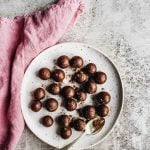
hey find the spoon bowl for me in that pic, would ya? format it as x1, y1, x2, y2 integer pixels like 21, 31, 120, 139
85, 117, 105, 135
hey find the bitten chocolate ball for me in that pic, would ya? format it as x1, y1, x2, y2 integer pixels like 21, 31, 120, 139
85, 63, 97, 74
74, 118, 86, 131
59, 115, 71, 127
48, 83, 61, 95
94, 72, 107, 84
85, 80, 97, 94
74, 71, 88, 83
70, 56, 83, 68
46, 98, 58, 112
42, 115, 53, 127
57, 55, 70, 68
93, 117, 105, 130
61, 127, 72, 139
83, 105, 96, 120
97, 105, 109, 117
34, 88, 45, 100
38, 68, 51, 80
97, 91, 111, 104
52, 69, 65, 82
62, 86, 75, 99
31, 100, 42, 112
65, 99, 77, 111
75, 89, 87, 101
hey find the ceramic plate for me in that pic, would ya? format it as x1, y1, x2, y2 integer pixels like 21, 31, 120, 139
21, 42, 123, 149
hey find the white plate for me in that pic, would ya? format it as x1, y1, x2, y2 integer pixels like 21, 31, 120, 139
21, 42, 124, 149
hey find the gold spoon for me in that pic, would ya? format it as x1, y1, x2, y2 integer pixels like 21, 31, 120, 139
62, 116, 105, 150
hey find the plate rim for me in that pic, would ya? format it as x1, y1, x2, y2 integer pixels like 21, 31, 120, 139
21, 42, 124, 149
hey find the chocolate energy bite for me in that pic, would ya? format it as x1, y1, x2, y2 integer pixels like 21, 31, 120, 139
73, 118, 86, 131
97, 91, 111, 104
65, 99, 77, 111
48, 83, 61, 95
34, 88, 45, 100
61, 127, 72, 139
85, 63, 97, 74
42, 115, 53, 127
62, 86, 75, 99
46, 98, 58, 112
38, 68, 51, 80
70, 56, 83, 68
31, 100, 42, 112
52, 69, 65, 82
94, 71, 107, 84
57, 55, 70, 69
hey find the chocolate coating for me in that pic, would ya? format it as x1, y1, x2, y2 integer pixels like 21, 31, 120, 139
94, 72, 107, 84
65, 99, 77, 111
85, 80, 97, 94
57, 55, 70, 68
48, 83, 61, 95
74, 118, 86, 131
97, 91, 111, 104
85, 63, 97, 74
61, 127, 72, 139
31, 100, 42, 112
34, 88, 45, 100
52, 69, 65, 82
97, 105, 109, 117
46, 98, 58, 112
74, 71, 88, 83
83, 105, 96, 120
75, 89, 87, 101
42, 115, 53, 127
59, 115, 71, 127
38, 68, 51, 80
62, 86, 75, 99
70, 56, 83, 68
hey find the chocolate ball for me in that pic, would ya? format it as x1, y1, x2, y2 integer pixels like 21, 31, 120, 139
74, 71, 88, 83
48, 83, 61, 95
85, 63, 97, 74
59, 115, 71, 127
97, 105, 109, 117
57, 55, 70, 69
61, 127, 72, 139
38, 68, 51, 80
85, 80, 97, 94
65, 99, 77, 111
74, 119, 86, 131
75, 89, 87, 101
83, 105, 96, 120
42, 115, 53, 127
46, 98, 58, 112
94, 72, 107, 84
70, 56, 83, 68
31, 100, 42, 112
52, 69, 65, 82
34, 88, 45, 100
62, 86, 75, 99
97, 91, 111, 104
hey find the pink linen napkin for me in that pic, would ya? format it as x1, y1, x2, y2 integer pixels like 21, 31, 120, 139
0, 0, 84, 149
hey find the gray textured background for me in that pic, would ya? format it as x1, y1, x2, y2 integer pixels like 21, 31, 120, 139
0, 0, 150, 150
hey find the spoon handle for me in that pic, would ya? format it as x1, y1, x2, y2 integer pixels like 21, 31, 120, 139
62, 132, 86, 150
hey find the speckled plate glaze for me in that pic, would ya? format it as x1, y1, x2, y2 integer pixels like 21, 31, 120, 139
21, 42, 124, 149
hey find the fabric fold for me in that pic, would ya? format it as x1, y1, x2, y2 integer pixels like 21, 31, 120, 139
0, 0, 84, 149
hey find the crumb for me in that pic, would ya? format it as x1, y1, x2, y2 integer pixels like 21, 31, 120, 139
53, 66, 57, 69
